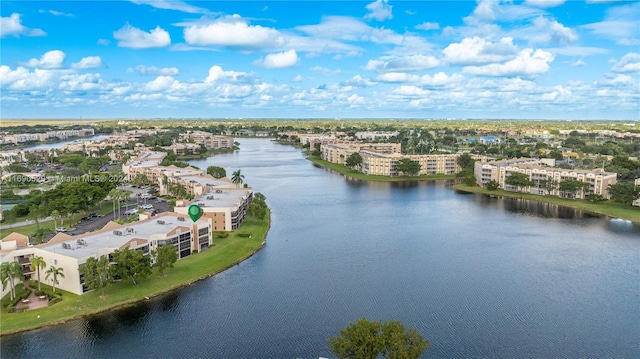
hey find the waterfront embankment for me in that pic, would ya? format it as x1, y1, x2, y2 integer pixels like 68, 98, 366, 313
454, 184, 640, 223
0, 210, 270, 335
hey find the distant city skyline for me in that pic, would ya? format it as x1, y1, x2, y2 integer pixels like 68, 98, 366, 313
1, 0, 639, 120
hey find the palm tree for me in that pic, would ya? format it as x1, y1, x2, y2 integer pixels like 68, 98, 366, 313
1, 261, 25, 300
45, 266, 64, 292
231, 169, 244, 188
108, 188, 120, 220
31, 256, 47, 291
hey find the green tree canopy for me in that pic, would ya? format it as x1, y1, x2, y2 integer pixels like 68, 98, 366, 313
608, 183, 640, 206
457, 153, 476, 171
346, 152, 363, 169
504, 172, 533, 190
152, 245, 178, 277
207, 166, 227, 179
112, 248, 152, 285
80, 255, 113, 298
328, 318, 429, 359
396, 158, 421, 176
558, 179, 589, 198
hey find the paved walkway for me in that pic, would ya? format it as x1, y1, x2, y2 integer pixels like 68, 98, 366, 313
15, 289, 50, 311
2, 217, 54, 229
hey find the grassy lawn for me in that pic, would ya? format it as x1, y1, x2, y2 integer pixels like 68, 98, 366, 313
0, 210, 270, 335
307, 157, 456, 182
454, 184, 640, 223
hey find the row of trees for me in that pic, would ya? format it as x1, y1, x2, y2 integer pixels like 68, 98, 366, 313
81, 245, 177, 297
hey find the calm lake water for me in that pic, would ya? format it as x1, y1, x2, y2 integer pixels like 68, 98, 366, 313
2, 138, 639, 358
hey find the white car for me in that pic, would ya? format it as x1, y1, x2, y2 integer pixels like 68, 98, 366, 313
124, 209, 138, 215
141, 204, 154, 210
55, 227, 67, 232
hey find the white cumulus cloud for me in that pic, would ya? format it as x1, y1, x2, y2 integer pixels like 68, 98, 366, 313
24, 50, 66, 69
443, 37, 519, 65
113, 24, 171, 49
183, 15, 284, 51
1, 13, 46, 38
257, 50, 299, 69
205, 65, 251, 83
611, 52, 640, 73
463, 48, 555, 77
71, 56, 104, 69
365, 0, 393, 21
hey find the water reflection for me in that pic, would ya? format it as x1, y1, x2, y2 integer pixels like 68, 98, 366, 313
2, 138, 638, 359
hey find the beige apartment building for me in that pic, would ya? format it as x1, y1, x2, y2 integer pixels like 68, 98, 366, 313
175, 187, 253, 232
321, 142, 401, 165
179, 131, 233, 149
474, 158, 618, 199
360, 152, 460, 176
0, 213, 210, 296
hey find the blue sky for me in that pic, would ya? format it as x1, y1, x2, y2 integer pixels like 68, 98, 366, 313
1, 0, 638, 120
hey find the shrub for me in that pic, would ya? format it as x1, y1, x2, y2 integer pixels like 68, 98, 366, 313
237, 231, 252, 238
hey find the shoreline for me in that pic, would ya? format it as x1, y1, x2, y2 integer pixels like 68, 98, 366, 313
307, 157, 639, 223
453, 184, 640, 223
0, 210, 271, 336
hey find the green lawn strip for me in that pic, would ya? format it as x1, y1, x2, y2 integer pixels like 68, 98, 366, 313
454, 184, 640, 222
0, 210, 270, 335
306, 157, 456, 182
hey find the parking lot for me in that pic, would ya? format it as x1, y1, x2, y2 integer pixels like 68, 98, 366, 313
46, 191, 170, 241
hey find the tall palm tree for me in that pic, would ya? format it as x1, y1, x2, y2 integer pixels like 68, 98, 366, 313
31, 256, 47, 291
1, 261, 25, 300
45, 266, 65, 293
231, 169, 244, 188
108, 188, 120, 220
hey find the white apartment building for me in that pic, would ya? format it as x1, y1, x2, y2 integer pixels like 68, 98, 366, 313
179, 131, 233, 149
0, 213, 211, 296
355, 131, 399, 141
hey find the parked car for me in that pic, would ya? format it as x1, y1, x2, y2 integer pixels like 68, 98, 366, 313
140, 204, 154, 210
55, 227, 67, 232
124, 209, 138, 215
89, 212, 103, 218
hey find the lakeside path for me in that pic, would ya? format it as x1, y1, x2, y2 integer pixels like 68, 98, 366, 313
0, 210, 271, 335
453, 184, 640, 223
306, 156, 639, 223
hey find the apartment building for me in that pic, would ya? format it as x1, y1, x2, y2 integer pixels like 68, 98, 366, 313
355, 131, 399, 141
175, 188, 253, 232
321, 142, 401, 165
0, 213, 210, 296
179, 131, 233, 149
360, 152, 460, 176
474, 158, 618, 199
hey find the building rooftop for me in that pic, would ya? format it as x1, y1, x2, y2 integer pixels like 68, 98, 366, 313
187, 188, 252, 209
37, 213, 207, 260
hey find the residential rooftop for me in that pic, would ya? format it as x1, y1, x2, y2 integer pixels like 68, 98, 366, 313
36, 213, 208, 260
